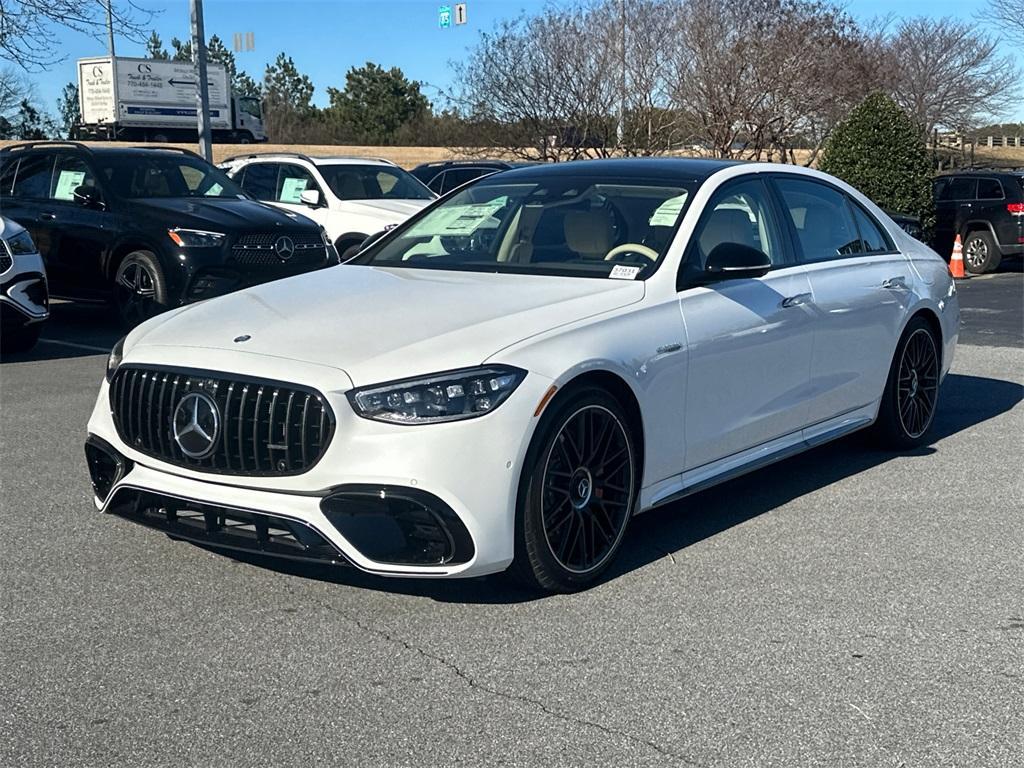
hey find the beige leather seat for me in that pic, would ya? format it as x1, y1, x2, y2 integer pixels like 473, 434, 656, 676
563, 210, 615, 259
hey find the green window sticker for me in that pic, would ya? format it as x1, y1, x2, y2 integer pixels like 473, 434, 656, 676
649, 192, 689, 227
54, 170, 86, 201
279, 176, 310, 204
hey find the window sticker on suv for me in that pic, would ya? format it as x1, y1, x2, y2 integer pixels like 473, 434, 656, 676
54, 170, 86, 201
280, 176, 310, 203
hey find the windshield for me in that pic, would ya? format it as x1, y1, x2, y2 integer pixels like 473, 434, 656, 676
320, 164, 434, 201
356, 175, 698, 279
97, 155, 247, 199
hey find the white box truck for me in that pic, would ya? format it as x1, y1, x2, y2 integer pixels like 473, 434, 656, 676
75, 56, 266, 143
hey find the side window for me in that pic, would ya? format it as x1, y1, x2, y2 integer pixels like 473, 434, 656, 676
11, 154, 54, 199
50, 155, 98, 202
933, 178, 949, 201
239, 162, 279, 200
850, 202, 893, 254
441, 168, 486, 194
947, 177, 977, 201
688, 178, 784, 271
275, 164, 318, 203
0, 158, 18, 195
775, 177, 862, 263
977, 178, 1004, 200
427, 171, 446, 194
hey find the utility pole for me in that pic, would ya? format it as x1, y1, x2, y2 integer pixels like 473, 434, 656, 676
617, 0, 626, 149
105, 0, 116, 56
190, 0, 213, 160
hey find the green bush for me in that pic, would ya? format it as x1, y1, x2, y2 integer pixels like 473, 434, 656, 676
820, 93, 933, 229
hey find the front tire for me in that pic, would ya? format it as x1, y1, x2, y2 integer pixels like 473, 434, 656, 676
963, 230, 1001, 274
114, 251, 169, 329
1, 321, 42, 354
510, 388, 639, 592
874, 317, 941, 449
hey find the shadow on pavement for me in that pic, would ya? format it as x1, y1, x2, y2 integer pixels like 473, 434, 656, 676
1, 301, 120, 363
209, 371, 1022, 604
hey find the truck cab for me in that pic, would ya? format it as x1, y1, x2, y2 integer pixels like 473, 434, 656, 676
232, 96, 266, 143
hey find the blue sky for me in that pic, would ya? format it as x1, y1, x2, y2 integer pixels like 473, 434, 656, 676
21, 0, 1024, 122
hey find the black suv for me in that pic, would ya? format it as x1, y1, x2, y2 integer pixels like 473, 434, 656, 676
933, 170, 1024, 273
0, 142, 335, 326
410, 160, 537, 195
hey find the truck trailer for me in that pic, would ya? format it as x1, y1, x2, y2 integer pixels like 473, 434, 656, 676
74, 56, 266, 143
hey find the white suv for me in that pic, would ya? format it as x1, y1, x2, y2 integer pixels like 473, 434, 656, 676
221, 153, 437, 259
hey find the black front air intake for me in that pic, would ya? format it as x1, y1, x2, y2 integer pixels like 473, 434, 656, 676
84, 436, 132, 502
321, 485, 475, 567
109, 365, 334, 476
106, 487, 348, 565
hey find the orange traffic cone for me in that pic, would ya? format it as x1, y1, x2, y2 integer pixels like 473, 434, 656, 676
949, 234, 966, 279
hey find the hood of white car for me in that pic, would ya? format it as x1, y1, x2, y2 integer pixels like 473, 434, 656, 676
130, 266, 644, 386
340, 198, 432, 223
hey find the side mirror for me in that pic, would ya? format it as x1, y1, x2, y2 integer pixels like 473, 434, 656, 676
299, 189, 321, 207
73, 185, 104, 210
702, 242, 771, 281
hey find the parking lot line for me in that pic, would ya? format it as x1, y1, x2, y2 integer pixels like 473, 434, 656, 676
37, 338, 111, 354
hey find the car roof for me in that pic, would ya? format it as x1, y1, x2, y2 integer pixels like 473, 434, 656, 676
492, 157, 742, 182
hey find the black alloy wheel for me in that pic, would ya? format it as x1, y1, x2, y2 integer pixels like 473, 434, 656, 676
511, 388, 638, 592
896, 327, 940, 439
114, 251, 167, 329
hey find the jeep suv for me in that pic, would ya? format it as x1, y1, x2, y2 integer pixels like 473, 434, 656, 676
933, 170, 1024, 273
221, 153, 435, 260
0, 142, 335, 327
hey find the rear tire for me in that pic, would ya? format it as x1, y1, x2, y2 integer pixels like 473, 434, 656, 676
114, 251, 169, 329
963, 230, 1001, 274
873, 317, 941, 449
509, 387, 639, 593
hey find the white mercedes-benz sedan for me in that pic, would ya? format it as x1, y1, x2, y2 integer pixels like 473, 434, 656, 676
85, 159, 959, 592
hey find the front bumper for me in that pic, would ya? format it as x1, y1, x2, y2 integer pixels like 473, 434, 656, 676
86, 349, 554, 578
0, 252, 49, 324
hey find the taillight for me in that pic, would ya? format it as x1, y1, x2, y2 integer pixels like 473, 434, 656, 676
1008, 203, 1024, 215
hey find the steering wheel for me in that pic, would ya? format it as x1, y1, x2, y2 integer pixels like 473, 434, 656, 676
604, 243, 659, 262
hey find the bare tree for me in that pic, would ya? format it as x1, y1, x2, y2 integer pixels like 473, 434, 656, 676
669, 0, 885, 163
886, 17, 1022, 133
0, 0, 153, 70
978, 0, 1024, 47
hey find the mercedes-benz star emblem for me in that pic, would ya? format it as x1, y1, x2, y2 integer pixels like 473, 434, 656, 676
274, 236, 295, 261
172, 392, 220, 459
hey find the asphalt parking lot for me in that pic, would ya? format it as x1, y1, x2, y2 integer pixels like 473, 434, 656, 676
2, 265, 1021, 767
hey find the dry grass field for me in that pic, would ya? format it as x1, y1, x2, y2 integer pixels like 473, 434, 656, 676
1, 140, 1021, 170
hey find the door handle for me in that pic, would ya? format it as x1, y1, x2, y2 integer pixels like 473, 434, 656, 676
780, 292, 811, 308
881, 276, 908, 290
40, 212, 57, 221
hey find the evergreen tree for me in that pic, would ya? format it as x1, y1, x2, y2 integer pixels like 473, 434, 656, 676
326, 62, 429, 145
58, 82, 80, 137
145, 30, 168, 59
820, 93, 934, 226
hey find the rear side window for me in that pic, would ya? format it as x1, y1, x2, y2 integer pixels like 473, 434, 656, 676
946, 177, 977, 201
239, 163, 279, 200
0, 159, 17, 195
774, 177, 862, 262
976, 178, 1004, 200
11, 154, 54, 199
850, 203, 894, 254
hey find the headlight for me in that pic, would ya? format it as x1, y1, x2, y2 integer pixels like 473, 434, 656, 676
106, 336, 125, 382
167, 228, 226, 248
348, 366, 526, 424
4, 229, 37, 256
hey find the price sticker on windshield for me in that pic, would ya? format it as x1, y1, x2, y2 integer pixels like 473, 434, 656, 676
609, 264, 642, 280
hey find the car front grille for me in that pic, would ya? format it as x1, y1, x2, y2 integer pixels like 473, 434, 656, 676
109, 365, 334, 476
0, 253, 12, 274
230, 232, 327, 266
